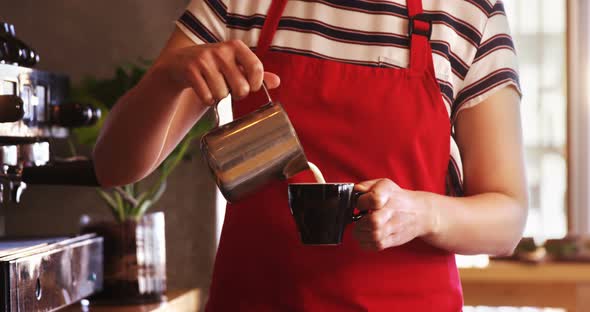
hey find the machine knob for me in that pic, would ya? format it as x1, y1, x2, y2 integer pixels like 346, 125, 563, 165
1, 23, 15, 37
0, 39, 7, 62
0, 34, 18, 64
89, 106, 102, 124
0, 22, 39, 67
11, 37, 39, 67
50, 103, 101, 128
0, 95, 24, 122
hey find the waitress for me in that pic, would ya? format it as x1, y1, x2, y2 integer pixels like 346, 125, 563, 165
94, 0, 528, 310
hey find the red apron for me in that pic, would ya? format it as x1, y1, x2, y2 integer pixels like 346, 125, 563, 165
206, 0, 463, 310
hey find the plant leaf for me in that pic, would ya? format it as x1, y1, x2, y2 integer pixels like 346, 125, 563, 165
113, 191, 125, 218
134, 199, 153, 220
135, 191, 149, 205
97, 189, 124, 221
151, 180, 167, 205
96, 189, 117, 209
124, 184, 135, 198
131, 191, 150, 216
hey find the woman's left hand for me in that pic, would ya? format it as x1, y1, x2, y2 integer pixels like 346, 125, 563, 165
352, 179, 439, 251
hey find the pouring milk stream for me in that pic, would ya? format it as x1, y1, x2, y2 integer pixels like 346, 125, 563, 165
307, 162, 326, 184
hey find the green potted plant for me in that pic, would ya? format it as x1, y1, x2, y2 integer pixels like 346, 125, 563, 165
71, 61, 212, 303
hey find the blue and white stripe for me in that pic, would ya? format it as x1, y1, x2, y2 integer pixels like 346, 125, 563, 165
177, 0, 520, 117
177, 0, 522, 194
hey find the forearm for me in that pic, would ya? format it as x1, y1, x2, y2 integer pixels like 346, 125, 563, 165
93, 66, 207, 187
421, 191, 527, 256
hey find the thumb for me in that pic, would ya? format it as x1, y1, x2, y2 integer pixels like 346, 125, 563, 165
354, 179, 380, 192
263, 72, 280, 89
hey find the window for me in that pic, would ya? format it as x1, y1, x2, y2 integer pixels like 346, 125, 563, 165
503, 0, 568, 241
456, 0, 568, 269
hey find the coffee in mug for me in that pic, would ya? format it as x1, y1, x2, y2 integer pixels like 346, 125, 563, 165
288, 183, 365, 245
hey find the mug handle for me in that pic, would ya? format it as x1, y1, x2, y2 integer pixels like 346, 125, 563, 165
351, 191, 368, 222
211, 81, 273, 127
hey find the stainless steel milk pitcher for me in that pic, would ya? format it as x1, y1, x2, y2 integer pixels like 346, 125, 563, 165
200, 84, 309, 202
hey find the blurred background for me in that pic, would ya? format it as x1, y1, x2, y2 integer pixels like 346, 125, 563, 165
0, 0, 588, 311
0, 0, 220, 296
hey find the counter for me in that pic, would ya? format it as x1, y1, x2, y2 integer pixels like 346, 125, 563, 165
460, 261, 590, 311
59, 289, 202, 312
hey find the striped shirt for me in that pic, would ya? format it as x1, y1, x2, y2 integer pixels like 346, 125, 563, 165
176, 0, 521, 190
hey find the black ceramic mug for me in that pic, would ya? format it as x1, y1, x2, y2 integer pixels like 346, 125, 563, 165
288, 183, 366, 245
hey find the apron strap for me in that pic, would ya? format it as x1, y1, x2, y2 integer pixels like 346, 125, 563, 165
256, 0, 288, 58
406, 0, 433, 74
407, 0, 461, 195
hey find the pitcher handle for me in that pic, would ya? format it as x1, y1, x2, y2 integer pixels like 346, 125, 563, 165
211, 81, 273, 128
212, 101, 221, 128
261, 81, 273, 104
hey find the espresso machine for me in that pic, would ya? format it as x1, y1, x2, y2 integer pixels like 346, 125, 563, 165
0, 22, 103, 311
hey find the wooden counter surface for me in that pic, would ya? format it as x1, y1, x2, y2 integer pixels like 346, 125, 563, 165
460, 261, 590, 311
60, 289, 202, 312
460, 261, 590, 283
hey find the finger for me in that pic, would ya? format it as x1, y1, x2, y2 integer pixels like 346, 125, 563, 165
354, 219, 397, 247
186, 66, 214, 105
357, 229, 403, 251
354, 213, 415, 251
352, 231, 379, 251
232, 40, 265, 91
199, 60, 229, 101
380, 215, 418, 248
354, 208, 394, 232
374, 235, 397, 251
356, 179, 401, 192
217, 56, 251, 100
235, 65, 280, 91
357, 179, 396, 212
354, 229, 388, 247
354, 179, 380, 192
263, 72, 280, 89
357, 193, 386, 212
379, 230, 411, 249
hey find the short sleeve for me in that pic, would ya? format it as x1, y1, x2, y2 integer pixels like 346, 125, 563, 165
452, 0, 521, 120
176, 0, 228, 44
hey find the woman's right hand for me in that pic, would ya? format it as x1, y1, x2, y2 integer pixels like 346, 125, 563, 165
153, 39, 280, 106
94, 32, 279, 187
